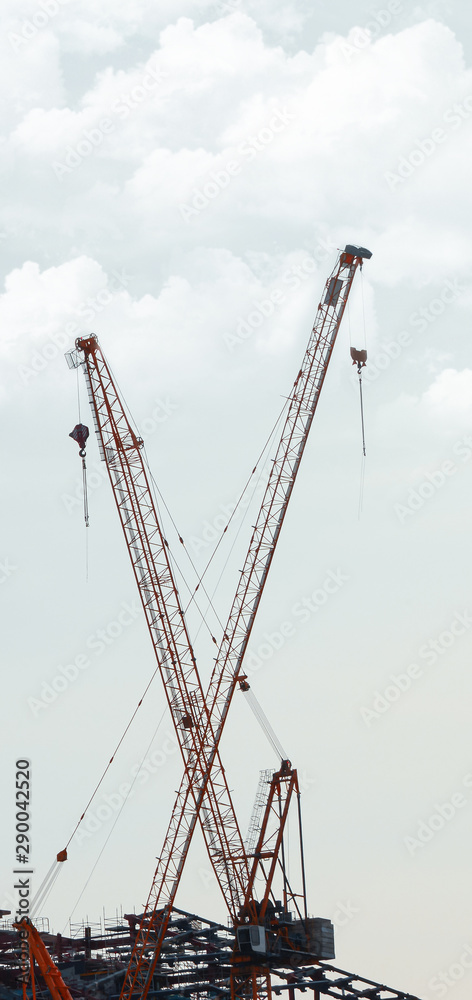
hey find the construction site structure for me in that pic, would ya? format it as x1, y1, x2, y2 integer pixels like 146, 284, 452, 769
2, 907, 423, 1000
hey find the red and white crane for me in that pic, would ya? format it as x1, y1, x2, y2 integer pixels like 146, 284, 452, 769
65, 244, 371, 1000
13, 242, 426, 1000
14, 240, 424, 1000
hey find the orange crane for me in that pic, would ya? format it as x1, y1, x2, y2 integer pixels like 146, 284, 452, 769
65, 244, 371, 1000
12, 919, 74, 1000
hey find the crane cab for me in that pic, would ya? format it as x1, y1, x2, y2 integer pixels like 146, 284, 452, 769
236, 925, 267, 955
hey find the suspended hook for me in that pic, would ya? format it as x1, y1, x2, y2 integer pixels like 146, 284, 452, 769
69, 424, 90, 528
69, 423, 90, 453
350, 347, 367, 373
350, 348, 367, 457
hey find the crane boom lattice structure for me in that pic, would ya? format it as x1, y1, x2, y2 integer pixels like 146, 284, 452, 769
246, 770, 274, 856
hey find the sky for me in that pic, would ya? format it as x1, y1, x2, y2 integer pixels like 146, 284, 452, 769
1, 1, 472, 998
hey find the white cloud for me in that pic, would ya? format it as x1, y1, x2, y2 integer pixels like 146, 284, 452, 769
0, 31, 65, 127
60, 17, 125, 55
2, 14, 472, 295
422, 367, 472, 423
0, 256, 122, 363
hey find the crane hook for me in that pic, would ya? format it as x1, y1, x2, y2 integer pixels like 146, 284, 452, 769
350, 348, 367, 457
69, 424, 90, 528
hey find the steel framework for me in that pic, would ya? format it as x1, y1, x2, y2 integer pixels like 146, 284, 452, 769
9, 909, 423, 1000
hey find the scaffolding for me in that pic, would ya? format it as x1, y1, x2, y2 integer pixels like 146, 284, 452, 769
2, 907, 422, 1000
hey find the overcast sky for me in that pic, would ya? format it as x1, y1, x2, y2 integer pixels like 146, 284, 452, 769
2, 2, 472, 998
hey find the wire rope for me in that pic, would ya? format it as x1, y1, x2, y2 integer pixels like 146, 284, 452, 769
357, 267, 368, 517
64, 705, 169, 931
243, 687, 287, 762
